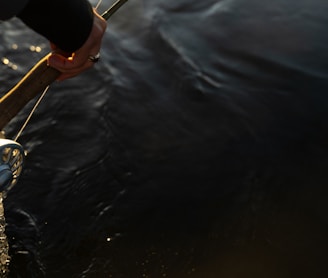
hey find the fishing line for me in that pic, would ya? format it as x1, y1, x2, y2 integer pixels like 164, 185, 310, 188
95, 0, 103, 11
14, 86, 50, 142
0, 86, 49, 192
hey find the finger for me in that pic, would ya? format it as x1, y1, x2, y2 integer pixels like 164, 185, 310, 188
56, 67, 88, 81
57, 61, 95, 80
49, 57, 95, 81
48, 53, 82, 71
48, 54, 95, 75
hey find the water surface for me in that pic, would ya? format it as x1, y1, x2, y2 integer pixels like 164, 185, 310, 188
1, 0, 328, 277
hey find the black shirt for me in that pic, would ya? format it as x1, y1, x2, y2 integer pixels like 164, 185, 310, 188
1, 0, 94, 53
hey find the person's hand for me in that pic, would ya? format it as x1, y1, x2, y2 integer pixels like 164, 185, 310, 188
47, 9, 107, 81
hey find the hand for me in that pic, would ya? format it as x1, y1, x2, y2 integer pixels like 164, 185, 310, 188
47, 9, 107, 81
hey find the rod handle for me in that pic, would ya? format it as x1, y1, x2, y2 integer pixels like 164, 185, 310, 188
0, 54, 60, 130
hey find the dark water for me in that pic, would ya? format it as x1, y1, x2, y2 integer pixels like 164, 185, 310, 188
1, 0, 328, 277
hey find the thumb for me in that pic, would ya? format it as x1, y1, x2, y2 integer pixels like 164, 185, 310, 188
47, 53, 68, 71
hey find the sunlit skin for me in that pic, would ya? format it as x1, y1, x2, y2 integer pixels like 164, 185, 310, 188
47, 9, 107, 81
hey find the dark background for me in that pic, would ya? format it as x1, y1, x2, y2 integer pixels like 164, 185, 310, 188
1, 0, 328, 277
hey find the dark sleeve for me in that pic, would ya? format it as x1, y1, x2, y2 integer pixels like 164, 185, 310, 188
0, 0, 29, 20
17, 0, 94, 53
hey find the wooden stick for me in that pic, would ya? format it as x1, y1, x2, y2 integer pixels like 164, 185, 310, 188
0, 54, 59, 130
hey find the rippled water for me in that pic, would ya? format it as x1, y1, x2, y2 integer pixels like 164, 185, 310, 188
1, 0, 328, 277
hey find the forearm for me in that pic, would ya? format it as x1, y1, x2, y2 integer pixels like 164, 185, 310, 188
17, 0, 94, 53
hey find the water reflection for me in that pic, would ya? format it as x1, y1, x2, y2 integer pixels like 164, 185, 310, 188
1, 43, 46, 72
28, 45, 42, 53
1, 57, 17, 70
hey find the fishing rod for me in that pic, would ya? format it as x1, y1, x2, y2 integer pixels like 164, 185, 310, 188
0, 0, 128, 193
